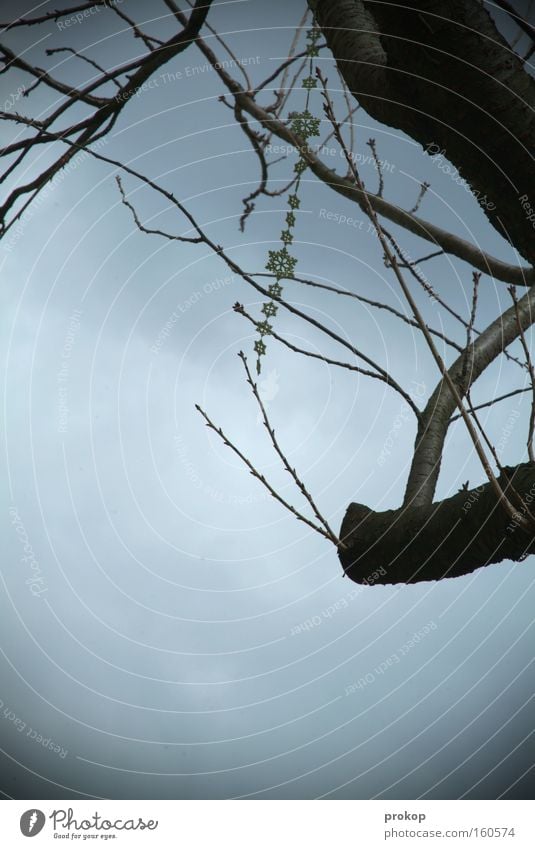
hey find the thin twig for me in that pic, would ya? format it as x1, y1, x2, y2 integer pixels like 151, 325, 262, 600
409, 181, 430, 214
318, 67, 533, 530
109, 5, 163, 50
395, 249, 443, 267
256, 272, 463, 353
509, 285, 535, 463
461, 270, 481, 387
449, 387, 531, 422
238, 351, 342, 545
181, 0, 254, 90
381, 228, 525, 372
234, 105, 296, 231
233, 301, 407, 380
253, 48, 318, 95
383, 228, 467, 328
276, 7, 310, 99
320, 105, 360, 150
366, 138, 384, 197
116, 176, 203, 243
195, 399, 339, 545
45, 47, 122, 88
107, 157, 422, 416
0, 2, 112, 30
337, 68, 355, 160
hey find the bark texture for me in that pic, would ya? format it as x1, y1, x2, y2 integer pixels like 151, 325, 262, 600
339, 463, 535, 584
308, 0, 535, 580
311, 0, 535, 263
404, 284, 535, 507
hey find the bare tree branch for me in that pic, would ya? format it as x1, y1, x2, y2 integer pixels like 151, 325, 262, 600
319, 68, 533, 529
0, 0, 213, 234
0, 2, 114, 30
238, 351, 342, 545
111, 159, 421, 417
257, 271, 464, 354
509, 286, 535, 463
156, 4, 534, 287
449, 386, 531, 422
233, 301, 406, 380
195, 356, 341, 547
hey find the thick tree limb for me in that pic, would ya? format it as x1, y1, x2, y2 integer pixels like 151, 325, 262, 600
340, 462, 535, 584
2, 3, 533, 287
311, 0, 535, 263
4, 4, 535, 583
195, 53, 535, 285
161, 4, 535, 286
404, 283, 535, 506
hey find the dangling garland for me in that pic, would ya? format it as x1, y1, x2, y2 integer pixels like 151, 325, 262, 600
254, 24, 322, 374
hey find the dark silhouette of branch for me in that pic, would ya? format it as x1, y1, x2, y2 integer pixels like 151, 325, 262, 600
449, 387, 531, 422
238, 351, 342, 545
409, 181, 430, 215
256, 272, 463, 354
195, 355, 342, 547
0, 0, 213, 235
509, 286, 535, 464
319, 67, 532, 529
233, 301, 404, 382
111, 159, 421, 417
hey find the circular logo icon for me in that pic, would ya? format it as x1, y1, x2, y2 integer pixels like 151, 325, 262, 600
20, 809, 46, 837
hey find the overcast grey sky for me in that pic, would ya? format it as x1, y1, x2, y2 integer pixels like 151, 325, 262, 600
0, 0, 534, 800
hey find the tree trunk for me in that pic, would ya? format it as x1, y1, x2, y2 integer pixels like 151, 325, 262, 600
339, 462, 535, 584
311, 0, 535, 263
